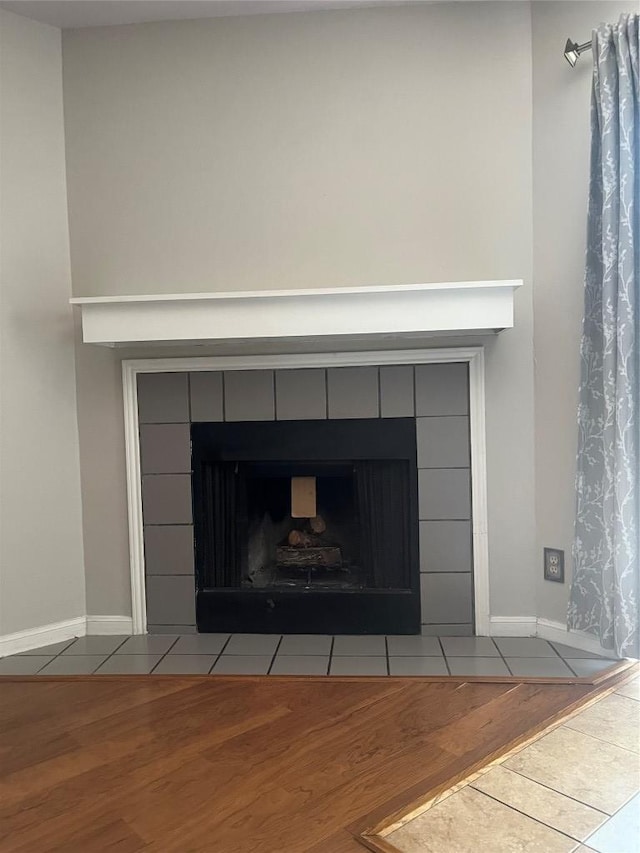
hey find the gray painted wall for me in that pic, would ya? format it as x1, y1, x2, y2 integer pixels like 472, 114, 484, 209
139, 364, 474, 634
0, 10, 86, 635
63, 2, 536, 626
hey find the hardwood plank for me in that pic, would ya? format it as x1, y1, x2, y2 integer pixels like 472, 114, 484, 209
0, 670, 630, 853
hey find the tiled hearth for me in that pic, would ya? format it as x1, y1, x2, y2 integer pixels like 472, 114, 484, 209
0, 635, 617, 677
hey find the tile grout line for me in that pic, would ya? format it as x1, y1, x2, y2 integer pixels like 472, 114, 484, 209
548, 641, 581, 677
272, 370, 278, 422
33, 637, 78, 674
437, 637, 451, 676
267, 636, 284, 676
502, 766, 612, 816
470, 787, 596, 846
14, 632, 622, 680
106, 634, 176, 674
148, 635, 180, 673
221, 371, 226, 422
411, 365, 416, 418
324, 368, 329, 419
39, 634, 131, 675
492, 639, 515, 676
208, 634, 233, 674
90, 635, 135, 675
327, 636, 335, 676
559, 720, 640, 755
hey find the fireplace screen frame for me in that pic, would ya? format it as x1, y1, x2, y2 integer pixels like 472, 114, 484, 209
191, 418, 420, 634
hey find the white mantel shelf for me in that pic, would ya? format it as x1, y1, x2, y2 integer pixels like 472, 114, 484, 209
70, 280, 522, 348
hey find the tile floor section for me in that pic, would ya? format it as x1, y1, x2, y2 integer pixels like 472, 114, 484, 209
0, 634, 618, 676
385, 673, 640, 853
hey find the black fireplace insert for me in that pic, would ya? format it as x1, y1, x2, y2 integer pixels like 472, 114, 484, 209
191, 418, 420, 634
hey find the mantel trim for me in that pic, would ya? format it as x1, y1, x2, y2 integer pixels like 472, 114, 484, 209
74, 280, 521, 347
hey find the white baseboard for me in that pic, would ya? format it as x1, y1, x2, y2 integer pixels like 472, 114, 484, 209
489, 616, 615, 657
86, 615, 133, 635
0, 616, 86, 658
488, 617, 538, 637
0, 615, 134, 657
536, 618, 615, 657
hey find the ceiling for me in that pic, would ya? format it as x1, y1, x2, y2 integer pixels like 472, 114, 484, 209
0, 0, 435, 29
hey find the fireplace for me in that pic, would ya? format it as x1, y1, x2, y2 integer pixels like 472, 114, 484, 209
138, 362, 476, 636
192, 419, 420, 634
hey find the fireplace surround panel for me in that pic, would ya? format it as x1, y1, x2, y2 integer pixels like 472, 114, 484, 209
139, 363, 473, 635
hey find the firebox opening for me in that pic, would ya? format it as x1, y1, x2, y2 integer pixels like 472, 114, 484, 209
191, 418, 420, 634
244, 463, 362, 590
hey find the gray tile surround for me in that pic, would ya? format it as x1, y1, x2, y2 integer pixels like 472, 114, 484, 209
380, 365, 415, 417
139, 364, 473, 634
419, 521, 472, 573
146, 576, 196, 626
275, 369, 327, 420
421, 573, 473, 624
415, 363, 469, 416
144, 525, 194, 575
142, 474, 192, 525
189, 371, 223, 422
0, 635, 619, 679
224, 370, 275, 422
417, 417, 470, 468
137, 372, 189, 424
140, 423, 191, 474
327, 367, 380, 419
418, 468, 471, 520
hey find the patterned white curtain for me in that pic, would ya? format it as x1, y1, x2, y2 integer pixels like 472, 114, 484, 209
569, 14, 639, 659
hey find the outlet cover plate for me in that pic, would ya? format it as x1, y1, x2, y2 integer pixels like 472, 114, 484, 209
544, 547, 565, 583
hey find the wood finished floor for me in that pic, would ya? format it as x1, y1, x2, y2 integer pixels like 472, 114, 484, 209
0, 673, 629, 853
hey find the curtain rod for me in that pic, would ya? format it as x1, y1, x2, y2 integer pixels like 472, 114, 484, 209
564, 38, 592, 67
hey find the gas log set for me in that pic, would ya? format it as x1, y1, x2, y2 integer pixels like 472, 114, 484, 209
277, 514, 343, 571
